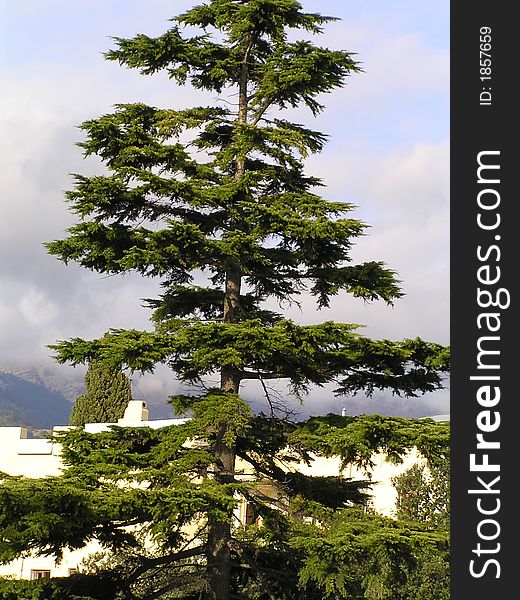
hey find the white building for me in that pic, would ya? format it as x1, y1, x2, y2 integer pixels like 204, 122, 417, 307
0, 402, 447, 580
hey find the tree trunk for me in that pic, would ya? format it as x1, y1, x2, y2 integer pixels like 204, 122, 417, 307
204, 39, 251, 600
204, 416, 237, 600
204, 268, 242, 599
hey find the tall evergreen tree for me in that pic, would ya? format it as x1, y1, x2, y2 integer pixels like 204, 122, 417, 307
0, 2, 449, 599
69, 360, 133, 426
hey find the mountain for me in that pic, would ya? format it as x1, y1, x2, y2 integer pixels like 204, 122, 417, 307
0, 364, 175, 428
0, 365, 85, 404
0, 363, 449, 430
0, 370, 74, 428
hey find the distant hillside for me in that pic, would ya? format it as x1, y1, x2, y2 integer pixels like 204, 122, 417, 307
0, 365, 85, 404
0, 371, 72, 428
0, 364, 177, 427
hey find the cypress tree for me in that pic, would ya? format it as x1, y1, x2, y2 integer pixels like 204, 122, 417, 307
69, 360, 132, 426
0, 2, 450, 599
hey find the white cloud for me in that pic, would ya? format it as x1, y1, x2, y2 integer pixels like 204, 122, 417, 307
289, 139, 450, 347
19, 290, 59, 325
0, 1, 449, 417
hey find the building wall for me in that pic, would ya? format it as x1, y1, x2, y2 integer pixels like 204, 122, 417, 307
295, 448, 426, 516
0, 401, 189, 580
0, 402, 441, 580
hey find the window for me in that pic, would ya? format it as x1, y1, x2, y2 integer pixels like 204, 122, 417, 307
31, 570, 51, 580
244, 502, 260, 526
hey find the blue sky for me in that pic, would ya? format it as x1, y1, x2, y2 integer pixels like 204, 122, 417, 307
0, 1, 449, 417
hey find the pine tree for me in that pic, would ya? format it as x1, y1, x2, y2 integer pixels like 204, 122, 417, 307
393, 453, 450, 528
0, 2, 450, 598
390, 454, 451, 600
69, 360, 133, 426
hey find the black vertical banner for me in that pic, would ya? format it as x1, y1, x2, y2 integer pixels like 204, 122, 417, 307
451, 2, 515, 598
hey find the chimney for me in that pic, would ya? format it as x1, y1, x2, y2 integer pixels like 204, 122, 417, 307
118, 400, 149, 424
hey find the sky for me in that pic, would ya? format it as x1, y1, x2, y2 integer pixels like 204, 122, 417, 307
0, 0, 449, 418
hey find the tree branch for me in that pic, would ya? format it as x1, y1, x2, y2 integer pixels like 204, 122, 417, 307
127, 546, 205, 584
229, 540, 278, 600
241, 371, 288, 380
250, 96, 274, 127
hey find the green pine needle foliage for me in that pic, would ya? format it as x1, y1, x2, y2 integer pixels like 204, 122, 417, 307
1, 1, 450, 598
69, 360, 132, 426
